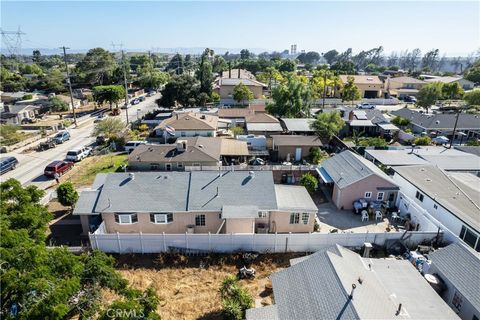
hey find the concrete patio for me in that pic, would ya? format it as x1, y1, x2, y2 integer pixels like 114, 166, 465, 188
316, 202, 396, 234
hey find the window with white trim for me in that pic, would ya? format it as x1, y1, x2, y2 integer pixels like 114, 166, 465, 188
195, 214, 206, 226
258, 211, 267, 218
181, 131, 186, 137
177, 162, 183, 169
459, 225, 479, 252
377, 192, 384, 201
290, 212, 300, 224
114, 213, 138, 224
150, 213, 173, 224
302, 213, 309, 225
165, 163, 172, 171
364, 192, 372, 199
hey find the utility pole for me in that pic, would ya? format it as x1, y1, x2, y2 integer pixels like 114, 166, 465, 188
448, 108, 461, 149
122, 50, 130, 124
60, 46, 77, 127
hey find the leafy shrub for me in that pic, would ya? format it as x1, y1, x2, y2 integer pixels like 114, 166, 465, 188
391, 116, 410, 126
57, 182, 79, 209
413, 136, 432, 146
309, 147, 328, 164
220, 275, 253, 320
357, 137, 388, 147
22, 94, 33, 100
300, 173, 318, 194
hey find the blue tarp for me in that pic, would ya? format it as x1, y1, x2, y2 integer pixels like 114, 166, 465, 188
316, 167, 333, 183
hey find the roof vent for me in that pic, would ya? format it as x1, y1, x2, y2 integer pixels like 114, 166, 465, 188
129, 173, 135, 181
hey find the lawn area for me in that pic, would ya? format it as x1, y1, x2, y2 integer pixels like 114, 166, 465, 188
63, 153, 128, 187
0, 124, 33, 146
102, 252, 302, 320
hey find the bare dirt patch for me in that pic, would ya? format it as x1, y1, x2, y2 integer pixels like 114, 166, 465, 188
102, 252, 304, 320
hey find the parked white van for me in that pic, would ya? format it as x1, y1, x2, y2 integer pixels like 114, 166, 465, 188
124, 141, 146, 153
65, 146, 92, 162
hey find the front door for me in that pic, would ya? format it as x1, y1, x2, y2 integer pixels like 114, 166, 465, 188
295, 148, 302, 161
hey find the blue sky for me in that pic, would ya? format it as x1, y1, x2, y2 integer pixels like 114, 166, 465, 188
1, 1, 479, 55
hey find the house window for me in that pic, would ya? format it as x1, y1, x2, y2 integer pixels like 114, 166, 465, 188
415, 191, 424, 202
377, 192, 384, 201
114, 213, 138, 224
302, 213, 309, 225
195, 214, 206, 226
181, 131, 186, 137
150, 164, 159, 170
364, 192, 372, 199
433, 204, 438, 210
165, 163, 172, 171
177, 162, 183, 169
452, 291, 463, 311
258, 211, 267, 218
150, 213, 173, 224
290, 213, 300, 224
459, 225, 480, 251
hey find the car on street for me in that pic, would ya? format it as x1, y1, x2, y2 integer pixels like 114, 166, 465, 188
432, 136, 449, 145
44, 160, 74, 178
131, 99, 140, 105
124, 140, 146, 153
138, 96, 146, 102
0, 156, 18, 174
54, 131, 70, 144
94, 113, 106, 122
356, 103, 376, 109
249, 158, 265, 166
65, 146, 92, 162
121, 103, 131, 109
146, 91, 156, 97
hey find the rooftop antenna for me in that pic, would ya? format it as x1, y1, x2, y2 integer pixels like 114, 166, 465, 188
349, 284, 356, 299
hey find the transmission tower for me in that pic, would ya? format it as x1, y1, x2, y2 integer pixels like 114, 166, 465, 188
1, 26, 26, 57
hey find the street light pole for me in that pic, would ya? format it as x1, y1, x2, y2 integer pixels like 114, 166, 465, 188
122, 50, 129, 124
60, 46, 77, 127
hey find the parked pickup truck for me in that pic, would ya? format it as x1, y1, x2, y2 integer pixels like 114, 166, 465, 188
65, 146, 92, 162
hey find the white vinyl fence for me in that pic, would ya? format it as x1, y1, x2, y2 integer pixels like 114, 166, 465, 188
89, 223, 441, 254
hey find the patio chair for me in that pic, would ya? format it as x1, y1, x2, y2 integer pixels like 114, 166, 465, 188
391, 211, 400, 222
375, 211, 383, 221
361, 210, 369, 222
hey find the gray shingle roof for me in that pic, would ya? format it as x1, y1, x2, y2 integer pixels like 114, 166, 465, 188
280, 118, 315, 132
265, 245, 458, 320
392, 108, 480, 130
73, 190, 100, 215
274, 185, 318, 212
95, 172, 190, 213
246, 305, 279, 320
188, 171, 277, 211
246, 122, 283, 132
429, 243, 480, 311
322, 150, 397, 189
271, 246, 359, 320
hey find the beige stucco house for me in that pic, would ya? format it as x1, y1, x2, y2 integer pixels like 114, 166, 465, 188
271, 135, 322, 162
128, 137, 249, 170
385, 76, 426, 98
154, 112, 218, 139
317, 150, 399, 210
338, 75, 384, 98
73, 171, 318, 236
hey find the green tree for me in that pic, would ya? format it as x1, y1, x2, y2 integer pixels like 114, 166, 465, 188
278, 59, 296, 72
417, 82, 443, 113
157, 74, 199, 108
93, 85, 126, 110
413, 136, 432, 146
211, 91, 220, 103
464, 60, 480, 84
464, 89, 480, 106
310, 111, 345, 140
197, 92, 211, 106
230, 126, 244, 137
139, 70, 169, 89
75, 48, 117, 86
197, 48, 214, 96
300, 173, 318, 193
165, 53, 184, 75
442, 82, 464, 101
57, 182, 79, 210
233, 82, 254, 105
49, 96, 70, 112
92, 117, 125, 137
297, 51, 321, 64
341, 76, 361, 106
323, 49, 339, 65
219, 275, 253, 320
267, 77, 313, 117
309, 147, 327, 164
32, 49, 42, 63
391, 116, 410, 127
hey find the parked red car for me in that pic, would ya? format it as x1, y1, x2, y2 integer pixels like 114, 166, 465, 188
44, 160, 74, 178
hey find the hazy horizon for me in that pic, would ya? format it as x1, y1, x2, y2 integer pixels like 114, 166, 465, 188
1, 1, 479, 56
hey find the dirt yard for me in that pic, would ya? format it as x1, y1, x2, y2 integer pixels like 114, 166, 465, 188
102, 252, 304, 320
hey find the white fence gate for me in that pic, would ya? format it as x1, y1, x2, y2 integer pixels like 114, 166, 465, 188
89, 224, 441, 254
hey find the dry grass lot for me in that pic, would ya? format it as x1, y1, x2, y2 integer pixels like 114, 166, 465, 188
102, 253, 303, 320
61, 153, 128, 187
